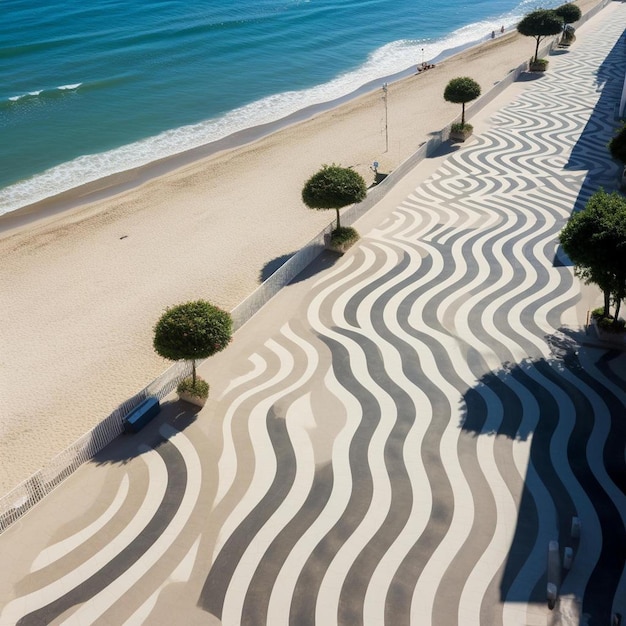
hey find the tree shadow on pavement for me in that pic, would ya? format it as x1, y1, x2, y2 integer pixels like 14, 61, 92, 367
458, 329, 626, 621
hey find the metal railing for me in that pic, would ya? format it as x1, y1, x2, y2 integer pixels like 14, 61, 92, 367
0, 360, 191, 533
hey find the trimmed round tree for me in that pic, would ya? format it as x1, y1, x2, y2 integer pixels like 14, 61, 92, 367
559, 189, 626, 322
153, 300, 233, 391
517, 9, 564, 62
555, 3, 581, 44
302, 164, 367, 231
554, 3, 582, 26
443, 77, 481, 127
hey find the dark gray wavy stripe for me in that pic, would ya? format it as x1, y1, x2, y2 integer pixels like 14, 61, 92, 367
288, 335, 380, 626
563, 353, 626, 622
17, 438, 187, 625
200, 332, 311, 621
331, 250, 419, 625
239, 323, 335, 626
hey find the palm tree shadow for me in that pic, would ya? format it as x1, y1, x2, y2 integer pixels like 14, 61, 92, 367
458, 329, 626, 619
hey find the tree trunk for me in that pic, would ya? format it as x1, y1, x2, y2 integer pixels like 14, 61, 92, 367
336, 207, 341, 231
604, 290, 611, 317
534, 37, 541, 63
461, 102, 465, 127
614, 296, 622, 322
192, 359, 197, 386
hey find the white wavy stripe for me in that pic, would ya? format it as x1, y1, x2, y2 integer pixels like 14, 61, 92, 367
370, 205, 422, 241
457, 373, 516, 625
387, 234, 523, 623
222, 393, 316, 626
562, 365, 626, 523
316, 245, 408, 624
220, 326, 319, 626
354, 236, 481, 624
356, 240, 437, 625
479, 196, 557, 362
399, 197, 448, 242
263, 251, 382, 624
266, 367, 362, 625
506, 227, 580, 356
213, 350, 284, 508
219, 352, 268, 400
483, 129, 531, 179
122, 536, 200, 625
315, 248, 399, 626
61, 425, 201, 624
483, 375, 550, 626
420, 180, 485, 238
0, 447, 166, 624
451, 204, 530, 368
532, 272, 582, 346
509, 365, 600, 620
212, 337, 295, 559
31, 474, 130, 572
434, 204, 508, 366
408, 382, 472, 621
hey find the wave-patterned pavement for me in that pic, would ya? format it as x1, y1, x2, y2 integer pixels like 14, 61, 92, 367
2, 5, 626, 625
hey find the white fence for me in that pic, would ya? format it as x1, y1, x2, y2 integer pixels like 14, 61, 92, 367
0, 360, 191, 533
0, 0, 611, 534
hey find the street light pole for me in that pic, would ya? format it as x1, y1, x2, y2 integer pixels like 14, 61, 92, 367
382, 82, 388, 153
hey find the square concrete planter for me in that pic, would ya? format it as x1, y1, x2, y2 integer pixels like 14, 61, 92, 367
178, 390, 207, 407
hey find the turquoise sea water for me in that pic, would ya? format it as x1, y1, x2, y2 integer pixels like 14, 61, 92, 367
0, 0, 565, 214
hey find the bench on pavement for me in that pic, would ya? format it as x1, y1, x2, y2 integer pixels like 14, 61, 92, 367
123, 396, 161, 433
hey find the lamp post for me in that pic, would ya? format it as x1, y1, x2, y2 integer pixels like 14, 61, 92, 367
382, 82, 388, 153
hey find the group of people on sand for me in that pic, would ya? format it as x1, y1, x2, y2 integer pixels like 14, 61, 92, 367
417, 61, 435, 72
418, 24, 505, 73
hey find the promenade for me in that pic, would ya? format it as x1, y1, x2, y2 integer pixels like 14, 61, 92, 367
1, 3, 625, 624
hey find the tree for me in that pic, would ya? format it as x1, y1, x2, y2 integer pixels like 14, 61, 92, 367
555, 3, 581, 44
443, 77, 481, 127
554, 3, 582, 26
609, 124, 626, 164
517, 10, 564, 62
559, 189, 626, 322
153, 300, 232, 386
301, 164, 367, 231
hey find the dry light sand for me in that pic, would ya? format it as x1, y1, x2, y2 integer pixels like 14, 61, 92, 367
0, 0, 603, 495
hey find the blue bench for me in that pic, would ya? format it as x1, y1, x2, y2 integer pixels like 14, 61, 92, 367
123, 397, 161, 433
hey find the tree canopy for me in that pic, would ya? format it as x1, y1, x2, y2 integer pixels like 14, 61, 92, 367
609, 125, 626, 164
554, 3, 582, 25
443, 77, 481, 126
153, 300, 233, 383
302, 164, 367, 230
517, 9, 564, 61
559, 189, 626, 321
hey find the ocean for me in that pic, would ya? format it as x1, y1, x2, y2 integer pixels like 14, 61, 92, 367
0, 0, 566, 215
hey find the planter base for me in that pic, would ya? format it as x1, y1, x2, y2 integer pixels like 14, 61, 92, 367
449, 129, 472, 142
178, 391, 207, 407
324, 232, 357, 254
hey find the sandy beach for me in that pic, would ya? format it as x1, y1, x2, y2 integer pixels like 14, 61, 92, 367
0, 0, 603, 495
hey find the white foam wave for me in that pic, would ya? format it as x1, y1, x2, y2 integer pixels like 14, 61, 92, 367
0, 4, 564, 216
5, 84, 81, 105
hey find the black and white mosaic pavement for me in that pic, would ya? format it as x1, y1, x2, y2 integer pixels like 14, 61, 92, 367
2, 5, 625, 625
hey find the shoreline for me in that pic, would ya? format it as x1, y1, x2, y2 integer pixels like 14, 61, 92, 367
0, 0, 604, 494
0, 29, 516, 238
